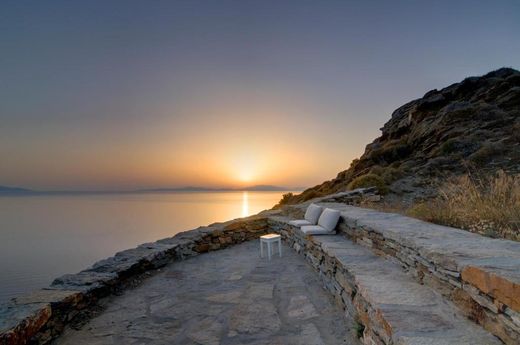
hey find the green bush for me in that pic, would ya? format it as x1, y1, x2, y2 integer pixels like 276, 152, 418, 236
368, 165, 404, 185
469, 141, 506, 165
369, 165, 385, 176
347, 173, 389, 194
368, 142, 411, 164
438, 138, 461, 155
381, 166, 404, 184
274, 192, 295, 208
354, 322, 365, 338
512, 122, 520, 142
301, 190, 321, 201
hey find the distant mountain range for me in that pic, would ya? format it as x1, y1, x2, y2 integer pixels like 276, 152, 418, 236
0, 184, 301, 195
0, 186, 34, 194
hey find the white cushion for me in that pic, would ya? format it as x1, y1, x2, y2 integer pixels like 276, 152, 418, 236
317, 208, 341, 232
289, 219, 312, 227
301, 225, 335, 235
304, 204, 323, 225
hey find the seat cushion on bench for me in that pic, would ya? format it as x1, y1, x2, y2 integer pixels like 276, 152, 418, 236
301, 225, 336, 235
317, 208, 341, 232
304, 203, 323, 224
289, 219, 313, 227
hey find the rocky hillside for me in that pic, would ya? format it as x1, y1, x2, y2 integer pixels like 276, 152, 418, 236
280, 67, 520, 206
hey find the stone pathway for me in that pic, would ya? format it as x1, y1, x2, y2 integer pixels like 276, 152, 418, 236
55, 241, 360, 345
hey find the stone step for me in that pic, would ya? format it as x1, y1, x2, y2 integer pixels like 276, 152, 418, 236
279, 200, 520, 344
269, 216, 503, 345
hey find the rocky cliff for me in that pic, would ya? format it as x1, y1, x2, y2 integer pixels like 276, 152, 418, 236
281, 67, 520, 205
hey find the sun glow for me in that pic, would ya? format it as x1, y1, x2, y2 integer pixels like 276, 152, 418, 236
230, 150, 261, 185
241, 191, 249, 217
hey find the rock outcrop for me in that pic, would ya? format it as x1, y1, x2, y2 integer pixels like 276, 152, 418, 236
282, 67, 520, 204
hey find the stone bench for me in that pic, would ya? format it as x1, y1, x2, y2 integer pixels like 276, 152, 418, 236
277, 201, 520, 344
269, 216, 503, 344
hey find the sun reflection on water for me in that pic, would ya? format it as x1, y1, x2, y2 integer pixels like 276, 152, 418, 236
241, 191, 249, 217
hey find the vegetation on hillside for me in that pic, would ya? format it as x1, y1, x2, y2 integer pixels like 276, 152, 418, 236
277, 68, 520, 208
406, 171, 520, 241
275, 68, 520, 241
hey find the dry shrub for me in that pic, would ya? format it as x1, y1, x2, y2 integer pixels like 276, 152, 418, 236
407, 171, 520, 241
276, 192, 295, 207
348, 173, 389, 194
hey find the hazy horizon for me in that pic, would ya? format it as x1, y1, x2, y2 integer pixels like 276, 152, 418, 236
2, 1, 519, 190
0, 183, 303, 193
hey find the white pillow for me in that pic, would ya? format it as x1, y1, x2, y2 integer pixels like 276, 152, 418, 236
304, 204, 323, 225
289, 219, 312, 227
317, 208, 341, 231
301, 225, 333, 235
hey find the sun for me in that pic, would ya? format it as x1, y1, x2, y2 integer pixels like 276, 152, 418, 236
237, 170, 254, 183
231, 151, 259, 185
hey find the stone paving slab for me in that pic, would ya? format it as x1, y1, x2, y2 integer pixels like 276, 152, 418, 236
338, 206, 520, 280
55, 240, 360, 345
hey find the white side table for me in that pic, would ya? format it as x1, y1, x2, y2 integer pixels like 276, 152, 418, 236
260, 234, 282, 260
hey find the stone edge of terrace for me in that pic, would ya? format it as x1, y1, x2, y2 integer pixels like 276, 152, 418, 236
0, 210, 278, 345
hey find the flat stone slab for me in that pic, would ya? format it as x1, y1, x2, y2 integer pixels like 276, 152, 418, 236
308, 234, 503, 344
55, 241, 360, 345
337, 206, 520, 313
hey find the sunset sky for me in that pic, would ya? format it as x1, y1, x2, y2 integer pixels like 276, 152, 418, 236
1, 1, 519, 190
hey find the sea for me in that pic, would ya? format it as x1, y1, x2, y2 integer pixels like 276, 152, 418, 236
0, 191, 293, 303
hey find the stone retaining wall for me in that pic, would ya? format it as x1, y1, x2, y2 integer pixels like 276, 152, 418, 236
0, 211, 278, 345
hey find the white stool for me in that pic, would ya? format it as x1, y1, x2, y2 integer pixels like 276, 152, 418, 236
260, 234, 282, 260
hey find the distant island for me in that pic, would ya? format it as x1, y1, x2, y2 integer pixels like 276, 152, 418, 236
0, 184, 301, 195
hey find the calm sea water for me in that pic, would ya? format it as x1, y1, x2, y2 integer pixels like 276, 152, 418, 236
0, 191, 291, 303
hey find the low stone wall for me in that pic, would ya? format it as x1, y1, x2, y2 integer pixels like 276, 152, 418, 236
0, 211, 278, 345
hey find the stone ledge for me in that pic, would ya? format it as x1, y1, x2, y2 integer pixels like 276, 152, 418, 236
0, 211, 278, 345
269, 217, 503, 345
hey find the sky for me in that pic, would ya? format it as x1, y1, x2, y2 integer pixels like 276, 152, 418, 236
1, 0, 519, 190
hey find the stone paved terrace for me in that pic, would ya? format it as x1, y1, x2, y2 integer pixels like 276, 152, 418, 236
2, 189, 519, 345
55, 240, 360, 345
